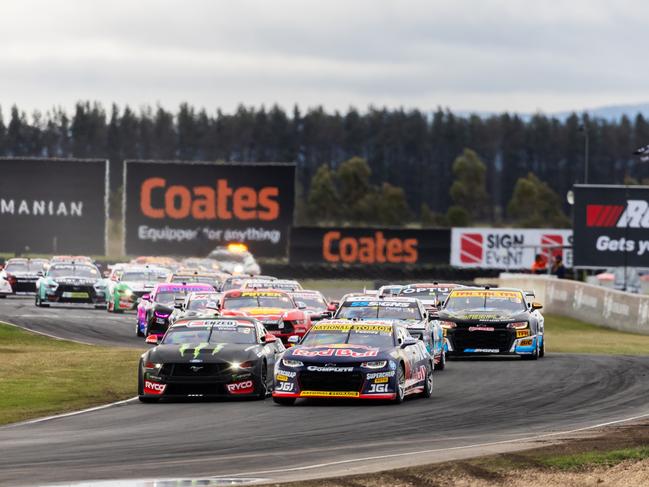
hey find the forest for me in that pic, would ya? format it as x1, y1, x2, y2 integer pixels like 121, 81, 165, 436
1, 102, 648, 227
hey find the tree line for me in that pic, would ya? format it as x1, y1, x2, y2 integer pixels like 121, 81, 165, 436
1, 102, 647, 227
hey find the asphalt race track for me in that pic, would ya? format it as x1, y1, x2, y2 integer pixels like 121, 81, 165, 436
1, 295, 649, 486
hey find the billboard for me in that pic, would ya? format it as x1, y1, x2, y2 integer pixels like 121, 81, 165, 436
0, 158, 108, 254
289, 227, 450, 265
450, 227, 572, 269
123, 160, 295, 257
573, 184, 649, 267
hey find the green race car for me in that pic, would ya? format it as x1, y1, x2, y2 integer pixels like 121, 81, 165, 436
105, 265, 170, 313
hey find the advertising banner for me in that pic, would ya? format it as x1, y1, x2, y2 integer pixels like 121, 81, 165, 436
573, 184, 649, 267
0, 158, 107, 254
123, 160, 295, 257
289, 227, 450, 265
450, 227, 572, 269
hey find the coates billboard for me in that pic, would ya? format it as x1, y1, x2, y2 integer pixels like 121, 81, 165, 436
450, 228, 572, 269
573, 184, 649, 267
290, 227, 450, 265
123, 160, 295, 257
0, 158, 108, 254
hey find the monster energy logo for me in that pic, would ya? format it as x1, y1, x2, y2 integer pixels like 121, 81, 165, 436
179, 342, 217, 358
212, 343, 226, 355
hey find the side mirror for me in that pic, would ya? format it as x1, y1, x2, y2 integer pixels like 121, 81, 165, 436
261, 333, 277, 344
295, 301, 307, 310
532, 302, 543, 310
287, 335, 300, 346
327, 301, 339, 312
400, 337, 418, 349
145, 335, 159, 345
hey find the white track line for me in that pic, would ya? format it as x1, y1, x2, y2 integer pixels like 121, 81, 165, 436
220, 411, 649, 478
1, 397, 139, 429
1, 319, 96, 346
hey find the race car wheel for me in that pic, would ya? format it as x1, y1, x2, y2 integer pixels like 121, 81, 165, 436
393, 363, 406, 404
94, 304, 104, 309
420, 362, 434, 398
256, 361, 269, 399
539, 337, 545, 358
521, 339, 539, 361
35, 294, 49, 308
136, 323, 144, 337
272, 396, 296, 406
436, 350, 446, 371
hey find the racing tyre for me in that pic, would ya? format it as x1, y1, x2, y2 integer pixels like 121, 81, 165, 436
420, 363, 433, 398
272, 396, 296, 406
94, 304, 104, 309
136, 323, 144, 337
521, 339, 539, 361
393, 363, 406, 404
436, 350, 446, 371
0, 295, 6, 299
256, 362, 269, 400
539, 337, 545, 358
35, 294, 49, 308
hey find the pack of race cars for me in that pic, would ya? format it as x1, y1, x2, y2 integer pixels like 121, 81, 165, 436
0, 254, 546, 405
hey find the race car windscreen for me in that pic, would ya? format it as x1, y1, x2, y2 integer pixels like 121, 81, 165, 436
223, 293, 294, 310
163, 321, 257, 344
48, 265, 100, 279
122, 271, 167, 282
336, 300, 422, 320
187, 297, 220, 310
444, 290, 526, 313
6, 261, 46, 273
301, 323, 394, 348
154, 290, 188, 306
294, 295, 327, 310
211, 250, 246, 263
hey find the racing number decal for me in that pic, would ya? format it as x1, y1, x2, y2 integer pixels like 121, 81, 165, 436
276, 382, 294, 392
368, 383, 389, 393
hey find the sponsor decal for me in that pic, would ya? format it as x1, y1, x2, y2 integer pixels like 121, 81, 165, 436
518, 339, 534, 346
211, 343, 226, 355
373, 377, 389, 384
586, 204, 626, 227
307, 366, 354, 373
468, 326, 495, 332
516, 329, 531, 338
240, 291, 283, 298
464, 348, 499, 353
226, 380, 255, 395
322, 231, 417, 264
368, 383, 389, 393
300, 390, 359, 397
349, 301, 411, 308
460, 233, 483, 264
452, 290, 522, 300
144, 380, 166, 395
275, 382, 294, 392
313, 323, 393, 333
275, 369, 297, 378
275, 374, 289, 382
294, 348, 379, 358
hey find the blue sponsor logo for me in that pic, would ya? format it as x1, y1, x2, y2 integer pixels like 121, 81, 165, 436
351, 302, 370, 307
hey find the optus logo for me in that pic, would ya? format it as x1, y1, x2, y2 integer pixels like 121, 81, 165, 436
322, 231, 417, 264
140, 177, 280, 220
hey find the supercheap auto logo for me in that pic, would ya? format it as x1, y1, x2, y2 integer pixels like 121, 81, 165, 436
586, 200, 649, 228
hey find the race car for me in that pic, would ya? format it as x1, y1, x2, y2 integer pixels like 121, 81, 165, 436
106, 265, 170, 313
334, 295, 446, 370
138, 316, 285, 402
242, 279, 303, 292
136, 283, 216, 338
290, 290, 335, 322
168, 291, 223, 325
272, 320, 433, 405
35, 262, 106, 307
208, 244, 261, 275
438, 287, 545, 359
220, 289, 312, 344
4, 258, 49, 293
398, 282, 465, 309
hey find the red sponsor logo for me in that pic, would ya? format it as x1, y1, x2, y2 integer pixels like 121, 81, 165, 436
293, 348, 379, 358
226, 380, 254, 395
144, 380, 166, 395
412, 365, 426, 382
586, 204, 625, 227
459, 233, 483, 264
540, 234, 563, 260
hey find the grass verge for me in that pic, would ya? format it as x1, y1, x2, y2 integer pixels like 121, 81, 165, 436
545, 314, 649, 355
0, 323, 142, 425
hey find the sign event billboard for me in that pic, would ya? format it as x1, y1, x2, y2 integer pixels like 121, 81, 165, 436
0, 158, 108, 255
451, 227, 572, 269
124, 160, 295, 257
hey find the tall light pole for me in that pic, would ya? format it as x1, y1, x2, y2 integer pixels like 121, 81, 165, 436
579, 123, 590, 183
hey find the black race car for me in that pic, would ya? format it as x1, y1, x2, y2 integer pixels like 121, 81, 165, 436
4, 258, 49, 293
35, 262, 106, 308
272, 319, 433, 405
438, 287, 545, 359
138, 316, 285, 402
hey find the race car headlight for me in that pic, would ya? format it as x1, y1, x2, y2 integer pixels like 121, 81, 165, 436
48, 282, 59, 289
230, 360, 255, 370
144, 361, 163, 370
281, 358, 304, 368
507, 321, 528, 329
360, 361, 387, 369
119, 288, 134, 297
440, 321, 456, 329
233, 264, 244, 274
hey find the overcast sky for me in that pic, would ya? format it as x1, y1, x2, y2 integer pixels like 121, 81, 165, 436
1, 0, 648, 116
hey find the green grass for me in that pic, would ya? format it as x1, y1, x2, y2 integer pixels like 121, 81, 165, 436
0, 323, 143, 425
545, 314, 649, 355
539, 446, 649, 470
